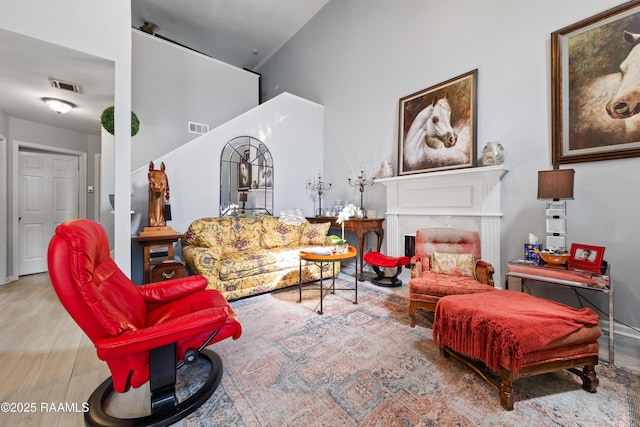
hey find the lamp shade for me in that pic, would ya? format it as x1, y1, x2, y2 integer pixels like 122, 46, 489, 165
239, 192, 248, 202
537, 169, 575, 200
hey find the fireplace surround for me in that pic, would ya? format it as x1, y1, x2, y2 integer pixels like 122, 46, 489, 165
377, 165, 508, 287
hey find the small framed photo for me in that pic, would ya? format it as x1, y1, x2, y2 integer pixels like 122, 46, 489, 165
568, 243, 605, 273
238, 149, 251, 191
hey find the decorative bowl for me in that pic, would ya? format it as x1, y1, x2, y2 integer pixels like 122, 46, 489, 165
539, 252, 570, 266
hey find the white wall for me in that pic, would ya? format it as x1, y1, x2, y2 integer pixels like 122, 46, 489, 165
131, 30, 259, 171
0, 0, 132, 273
129, 93, 323, 284
259, 0, 639, 342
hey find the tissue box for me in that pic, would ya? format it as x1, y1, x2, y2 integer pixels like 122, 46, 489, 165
524, 244, 542, 263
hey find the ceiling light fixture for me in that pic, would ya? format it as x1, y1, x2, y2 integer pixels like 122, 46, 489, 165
42, 97, 75, 115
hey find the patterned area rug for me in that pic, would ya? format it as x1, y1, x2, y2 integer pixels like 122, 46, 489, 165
179, 279, 639, 426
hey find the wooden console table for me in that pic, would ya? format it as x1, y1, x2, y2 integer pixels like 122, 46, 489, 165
505, 258, 613, 363
132, 234, 185, 284
307, 216, 384, 281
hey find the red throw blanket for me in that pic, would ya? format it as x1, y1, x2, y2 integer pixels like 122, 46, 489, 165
433, 290, 599, 376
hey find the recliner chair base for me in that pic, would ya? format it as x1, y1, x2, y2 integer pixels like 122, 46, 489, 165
85, 348, 223, 427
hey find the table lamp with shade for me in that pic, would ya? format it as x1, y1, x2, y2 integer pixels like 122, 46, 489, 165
537, 168, 575, 250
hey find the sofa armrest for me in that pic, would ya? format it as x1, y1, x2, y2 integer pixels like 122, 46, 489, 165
182, 246, 222, 290
475, 260, 495, 286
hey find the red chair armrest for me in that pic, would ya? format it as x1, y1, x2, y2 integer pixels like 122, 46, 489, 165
137, 275, 208, 304
95, 306, 233, 359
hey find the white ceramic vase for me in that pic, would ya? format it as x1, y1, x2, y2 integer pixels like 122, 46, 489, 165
481, 141, 505, 166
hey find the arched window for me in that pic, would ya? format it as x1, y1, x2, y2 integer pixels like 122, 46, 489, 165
220, 136, 273, 216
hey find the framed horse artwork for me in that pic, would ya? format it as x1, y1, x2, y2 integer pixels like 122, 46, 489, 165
552, 1, 640, 164
398, 69, 477, 175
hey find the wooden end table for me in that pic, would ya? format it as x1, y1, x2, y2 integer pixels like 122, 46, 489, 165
299, 245, 358, 315
306, 216, 384, 281
132, 233, 185, 284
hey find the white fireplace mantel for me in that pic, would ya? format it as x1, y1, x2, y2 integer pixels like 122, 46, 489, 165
377, 165, 508, 287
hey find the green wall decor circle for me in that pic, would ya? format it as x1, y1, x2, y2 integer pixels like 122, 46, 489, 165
100, 106, 140, 137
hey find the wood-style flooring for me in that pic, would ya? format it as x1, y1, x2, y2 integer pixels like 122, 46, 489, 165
0, 273, 184, 427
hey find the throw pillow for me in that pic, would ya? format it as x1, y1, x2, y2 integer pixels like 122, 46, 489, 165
431, 252, 475, 277
259, 215, 302, 248
300, 221, 331, 245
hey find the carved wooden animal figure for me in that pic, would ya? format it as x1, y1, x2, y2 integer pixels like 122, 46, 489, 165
148, 161, 167, 227
404, 97, 458, 167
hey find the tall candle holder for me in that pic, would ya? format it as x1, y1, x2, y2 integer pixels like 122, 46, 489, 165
307, 173, 332, 216
348, 168, 375, 217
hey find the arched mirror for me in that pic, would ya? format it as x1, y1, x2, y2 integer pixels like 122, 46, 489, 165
220, 136, 273, 216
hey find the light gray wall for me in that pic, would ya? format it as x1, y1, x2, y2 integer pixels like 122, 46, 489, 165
0, 110, 7, 135
9, 117, 92, 152
259, 0, 639, 340
131, 30, 259, 171
0, 0, 132, 274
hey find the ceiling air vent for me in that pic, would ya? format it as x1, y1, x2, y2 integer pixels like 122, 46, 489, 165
188, 121, 209, 135
49, 78, 82, 93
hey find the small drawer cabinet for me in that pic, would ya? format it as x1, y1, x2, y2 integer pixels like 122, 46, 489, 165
132, 234, 185, 284
150, 260, 185, 283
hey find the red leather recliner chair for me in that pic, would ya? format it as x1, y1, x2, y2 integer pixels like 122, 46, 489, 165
47, 219, 242, 426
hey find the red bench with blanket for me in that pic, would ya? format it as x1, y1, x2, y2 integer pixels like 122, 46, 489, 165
433, 290, 601, 410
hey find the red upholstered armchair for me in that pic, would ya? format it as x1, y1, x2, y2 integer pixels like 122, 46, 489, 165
409, 228, 496, 326
47, 219, 242, 426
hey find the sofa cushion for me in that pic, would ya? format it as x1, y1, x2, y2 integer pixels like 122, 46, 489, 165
409, 273, 496, 297
300, 221, 331, 245
219, 247, 309, 280
431, 252, 475, 277
225, 217, 262, 253
259, 215, 303, 248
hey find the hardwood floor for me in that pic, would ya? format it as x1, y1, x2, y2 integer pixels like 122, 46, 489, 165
0, 273, 185, 427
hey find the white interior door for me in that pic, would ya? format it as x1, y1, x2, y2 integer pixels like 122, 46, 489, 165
18, 151, 79, 275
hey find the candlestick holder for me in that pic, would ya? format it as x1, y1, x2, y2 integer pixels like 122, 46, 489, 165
239, 192, 248, 214
307, 174, 332, 216
348, 168, 375, 217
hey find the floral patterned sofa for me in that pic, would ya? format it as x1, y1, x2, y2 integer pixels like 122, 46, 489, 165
182, 215, 337, 300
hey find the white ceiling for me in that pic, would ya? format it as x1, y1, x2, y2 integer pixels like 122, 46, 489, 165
131, 0, 331, 70
0, 1, 329, 136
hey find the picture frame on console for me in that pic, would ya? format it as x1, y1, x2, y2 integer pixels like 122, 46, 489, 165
551, 2, 640, 164
238, 149, 251, 191
568, 243, 605, 274
398, 69, 477, 175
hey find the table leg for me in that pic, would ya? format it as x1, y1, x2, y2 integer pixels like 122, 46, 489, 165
298, 259, 302, 303
609, 290, 614, 364
319, 261, 324, 315
331, 262, 336, 294
354, 255, 358, 305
